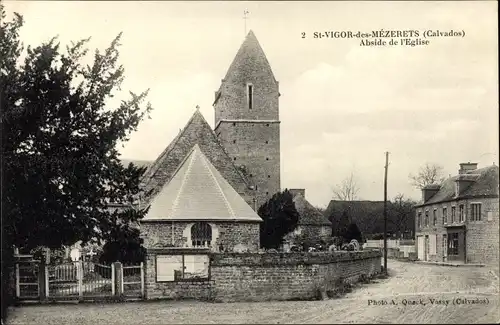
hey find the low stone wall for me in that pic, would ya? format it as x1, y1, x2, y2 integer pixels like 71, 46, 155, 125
144, 248, 212, 301
144, 249, 381, 302
210, 250, 381, 302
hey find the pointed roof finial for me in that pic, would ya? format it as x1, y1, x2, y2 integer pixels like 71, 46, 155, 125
195, 105, 200, 111
243, 9, 250, 36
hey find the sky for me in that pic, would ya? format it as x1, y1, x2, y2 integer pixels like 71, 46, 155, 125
4, 1, 498, 208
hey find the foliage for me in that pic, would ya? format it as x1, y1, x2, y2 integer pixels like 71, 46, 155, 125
326, 195, 416, 240
387, 194, 417, 238
370, 233, 385, 240
326, 277, 353, 299
344, 223, 362, 243
409, 163, 446, 189
1, 7, 152, 251
293, 233, 327, 251
258, 189, 300, 249
99, 233, 146, 265
1, 7, 151, 321
330, 209, 350, 242
30, 247, 68, 264
331, 172, 359, 201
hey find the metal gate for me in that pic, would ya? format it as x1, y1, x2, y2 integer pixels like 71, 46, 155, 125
47, 261, 114, 300
16, 260, 40, 300
122, 262, 144, 298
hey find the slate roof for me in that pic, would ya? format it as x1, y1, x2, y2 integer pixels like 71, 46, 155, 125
143, 144, 262, 222
139, 110, 252, 204
214, 30, 278, 105
292, 194, 331, 226
325, 200, 385, 235
417, 165, 499, 207
224, 30, 278, 84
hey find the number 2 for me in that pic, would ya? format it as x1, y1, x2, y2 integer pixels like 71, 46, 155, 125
301, 32, 306, 38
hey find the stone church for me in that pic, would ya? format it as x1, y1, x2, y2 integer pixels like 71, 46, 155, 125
138, 30, 329, 252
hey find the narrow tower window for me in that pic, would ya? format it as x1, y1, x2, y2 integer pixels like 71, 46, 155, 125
247, 84, 253, 109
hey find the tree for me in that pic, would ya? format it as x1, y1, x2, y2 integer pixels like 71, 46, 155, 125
2, 8, 153, 318
344, 223, 362, 243
387, 194, 417, 239
332, 172, 359, 201
330, 209, 350, 244
409, 163, 446, 189
2, 7, 153, 250
258, 189, 300, 249
98, 230, 146, 278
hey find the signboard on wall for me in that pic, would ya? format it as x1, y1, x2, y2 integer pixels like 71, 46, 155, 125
156, 254, 210, 282
156, 255, 183, 282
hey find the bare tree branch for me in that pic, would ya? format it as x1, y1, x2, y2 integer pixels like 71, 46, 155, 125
332, 172, 360, 201
409, 163, 446, 189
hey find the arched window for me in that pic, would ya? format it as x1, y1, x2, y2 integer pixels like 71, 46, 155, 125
191, 222, 212, 247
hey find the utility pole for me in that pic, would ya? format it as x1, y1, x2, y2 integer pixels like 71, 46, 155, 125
383, 152, 389, 275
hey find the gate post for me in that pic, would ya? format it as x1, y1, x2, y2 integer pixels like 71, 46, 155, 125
78, 261, 83, 301
45, 265, 50, 299
113, 262, 123, 297
140, 262, 145, 298
111, 263, 115, 296
15, 262, 20, 299
38, 261, 47, 301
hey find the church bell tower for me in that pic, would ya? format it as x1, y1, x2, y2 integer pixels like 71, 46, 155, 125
213, 30, 281, 210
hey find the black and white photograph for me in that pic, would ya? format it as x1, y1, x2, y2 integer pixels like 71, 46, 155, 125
1, 1, 498, 324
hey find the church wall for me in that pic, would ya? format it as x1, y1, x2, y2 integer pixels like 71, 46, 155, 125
140, 221, 260, 252
214, 77, 279, 122
215, 121, 280, 210
143, 250, 382, 302
141, 113, 255, 208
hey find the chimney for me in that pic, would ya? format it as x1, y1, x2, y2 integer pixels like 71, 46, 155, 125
422, 184, 440, 203
455, 173, 480, 197
459, 162, 478, 174
289, 189, 305, 198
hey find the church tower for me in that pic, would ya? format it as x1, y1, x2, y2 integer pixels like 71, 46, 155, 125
213, 30, 281, 210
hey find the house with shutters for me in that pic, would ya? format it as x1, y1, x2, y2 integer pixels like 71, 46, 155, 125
414, 162, 499, 265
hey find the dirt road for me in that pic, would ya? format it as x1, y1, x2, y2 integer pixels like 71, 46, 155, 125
7, 261, 499, 324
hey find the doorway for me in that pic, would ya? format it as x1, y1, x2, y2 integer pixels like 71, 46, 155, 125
442, 234, 447, 262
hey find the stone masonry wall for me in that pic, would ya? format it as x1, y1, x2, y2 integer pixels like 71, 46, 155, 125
144, 249, 211, 300
140, 221, 260, 252
209, 251, 381, 302
141, 112, 255, 208
301, 225, 332, 242
466, 198, 499, 265
144, 250, 381, 303
415, 197, 499, 264
213, 31, 280, 123
215, 121, 280, 210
